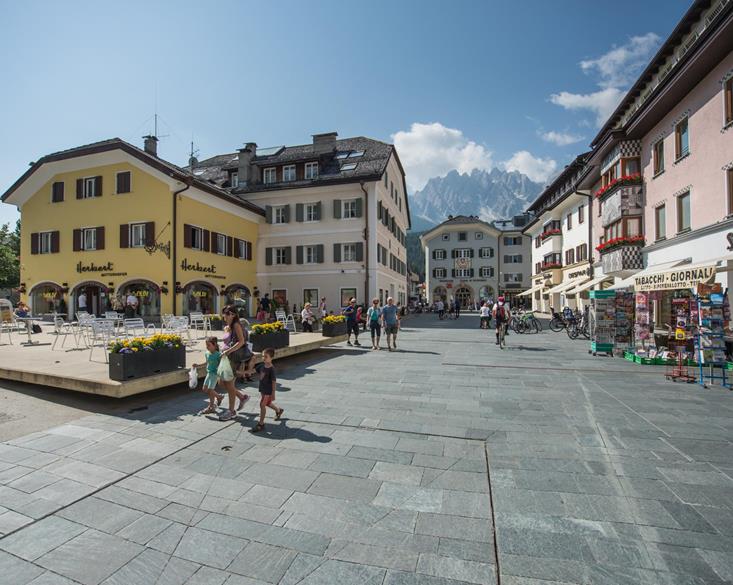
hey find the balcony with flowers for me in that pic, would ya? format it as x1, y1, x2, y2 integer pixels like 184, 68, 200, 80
595, 173, 643, 202
595, 235, 645, 255
598, 232, 645, 276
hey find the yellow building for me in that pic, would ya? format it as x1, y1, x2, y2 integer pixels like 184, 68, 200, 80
1, 137, 263, 319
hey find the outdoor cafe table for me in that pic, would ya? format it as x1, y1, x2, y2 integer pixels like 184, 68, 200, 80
15, 316, 39, 346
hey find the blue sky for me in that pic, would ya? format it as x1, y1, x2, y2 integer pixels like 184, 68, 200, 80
0, 0, 691, 226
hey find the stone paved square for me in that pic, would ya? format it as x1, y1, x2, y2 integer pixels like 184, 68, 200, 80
0, 316, 732, 584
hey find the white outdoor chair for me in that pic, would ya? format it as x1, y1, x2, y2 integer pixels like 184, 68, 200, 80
104, 311, 120, 320
88, 319, 117, 362
123, 318, 155, 338
163, 316, 192, 344
275, 309, 297, 333
52, 317, 78, 350
73, 312, 95, 347
188, 312, 208, 337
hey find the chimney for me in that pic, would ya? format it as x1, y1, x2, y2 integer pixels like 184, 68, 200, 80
312, 132, 338, 155
237, 142, 257, 186
143, 135, 158, 157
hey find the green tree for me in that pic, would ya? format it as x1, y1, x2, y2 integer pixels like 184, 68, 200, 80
0, 220, 20, 288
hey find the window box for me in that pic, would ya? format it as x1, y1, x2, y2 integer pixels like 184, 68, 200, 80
540, 229, 561, 240
594, 174, 642, 200
540, 262, 562, 270
595, 235, 645, 255
108, 346, 185, 381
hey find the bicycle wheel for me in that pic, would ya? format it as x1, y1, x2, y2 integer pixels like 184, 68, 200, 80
549, 318, 564, 332
566, 323, 578, 339
533, 317, 543, 332
515, 320, 525, 334
529, 318, 539, 334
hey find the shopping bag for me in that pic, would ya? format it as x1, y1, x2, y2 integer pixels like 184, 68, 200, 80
188, 366, 198, 390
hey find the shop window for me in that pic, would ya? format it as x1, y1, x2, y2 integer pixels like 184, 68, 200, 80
130, 223, 146, 248
119, 281, 160, 318
655, 205, 666, 240
30, 283, 64, 314
340, 287, 356, 307
653, 140, 665, 175
675, 118, 689, 159
263, 167, 277, 184
225, 285, 250, 317
272, 289, 287, 308
183, 282, 217, 316
303, 288, 318, 306
677, 191, 691, 232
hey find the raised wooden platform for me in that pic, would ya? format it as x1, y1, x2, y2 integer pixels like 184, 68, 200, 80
0, 330, 346, 398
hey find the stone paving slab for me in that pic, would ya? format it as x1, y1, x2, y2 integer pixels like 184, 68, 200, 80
0, 315, 732, 584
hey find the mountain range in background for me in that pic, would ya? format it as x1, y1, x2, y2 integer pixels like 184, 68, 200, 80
406, 168, 543, 279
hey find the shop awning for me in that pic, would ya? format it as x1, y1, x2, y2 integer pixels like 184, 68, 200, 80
546, 278, 587, 296
571, 274, 612, 294
632, 254, 733, 292
518, 283, 544, 297
608, 259, 689, 290
561, 277, 591, 295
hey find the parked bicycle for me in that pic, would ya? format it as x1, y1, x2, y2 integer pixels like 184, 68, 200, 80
513, 310, 542, 334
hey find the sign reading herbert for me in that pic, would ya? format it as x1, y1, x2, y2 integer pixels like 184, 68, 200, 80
180, 259, 216, 274
77, 261, 113, 273
634, 265, 715, 292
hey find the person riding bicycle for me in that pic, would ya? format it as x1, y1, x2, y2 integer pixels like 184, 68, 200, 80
492, 296, 510, 345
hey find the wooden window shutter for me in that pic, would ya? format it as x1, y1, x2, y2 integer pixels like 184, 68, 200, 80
284, 246, 292, 264
355, 242, 364, 262
265, 247, 273, 265
202, 230, 210, 252
233, 238, 241, 259
117, 171, 131, 194
51, 231, 60, 253
378, 201, 383, 220
96, 226, 105, 250
452, 269, 456, 278
333, 243, 341, 263
94, 176, 103, 197
73, 229, 82, 252
355, 198, 363, 218
211, 232, 219, 254
183, 224, 192, 248
282, 205, 291, 223
227, 236, 234, 257
120, 224, 129, 248
333, 200, 342, 219
52, 182, 64, 202
296, 203, 304, 222
247, 241, 253, 261
265, 206, 273, 224
30, 232, 39, 254
296, 245, 303, 264
145, 222, 155, 246
469, 249, 474, 258
315, 202, 322, 220
316, 244, 324, 263
76, 179, 84, 199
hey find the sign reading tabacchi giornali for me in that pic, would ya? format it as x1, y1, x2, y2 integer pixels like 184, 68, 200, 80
634, 265, 715, 292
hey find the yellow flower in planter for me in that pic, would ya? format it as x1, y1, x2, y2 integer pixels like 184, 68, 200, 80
322, 315, 345, 324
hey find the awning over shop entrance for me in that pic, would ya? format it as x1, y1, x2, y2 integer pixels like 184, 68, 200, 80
608, 259, 689, 290
518, 283, 543, 297
632, 254, 733, 292
546, 278, 587, 296
571, 274, 612, 294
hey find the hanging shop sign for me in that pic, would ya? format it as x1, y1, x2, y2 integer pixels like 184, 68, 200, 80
634, 265, 715, 292
76, 261, 114, 273
145, 240, 171, 259
180, 259, 216, 274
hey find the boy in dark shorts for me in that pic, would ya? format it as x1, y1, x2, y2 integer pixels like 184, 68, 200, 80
251, 347, 283, 433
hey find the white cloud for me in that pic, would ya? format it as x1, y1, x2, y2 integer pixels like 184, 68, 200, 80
501, 151, 558, 184
391, 122, 493, 192
550, 87, 625, 126
540, 130, 584, 147
549, 33, 661, 127
580, 33, 660, 88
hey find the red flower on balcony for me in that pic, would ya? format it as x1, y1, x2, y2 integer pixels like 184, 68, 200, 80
595, 235, 645, 254
540, 262, 562, 270
540, 228, 562, 239
594, 173, 642, 199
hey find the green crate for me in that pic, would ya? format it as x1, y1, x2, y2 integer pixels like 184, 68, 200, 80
624, 352, 635, 362
634, 355, 655, 365
725, 362, 733, 370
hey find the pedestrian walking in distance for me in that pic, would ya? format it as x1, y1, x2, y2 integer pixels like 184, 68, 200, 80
382, 296, 400, 351
480, 302, 491, 329
367, 298, 382, 350
251, 348, 283, 433
343, 297, 361, 346
301, 302, 315, 332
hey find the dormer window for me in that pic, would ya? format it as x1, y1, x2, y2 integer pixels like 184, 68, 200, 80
263, 168, 277, 184
283, 165, 296, 182
305, 162, 318, 179
230, 172, 239, 187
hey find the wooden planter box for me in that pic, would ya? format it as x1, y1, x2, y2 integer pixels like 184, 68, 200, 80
109, 347, 186, 381
250, 330, 289, 352
321, 321, 347, 337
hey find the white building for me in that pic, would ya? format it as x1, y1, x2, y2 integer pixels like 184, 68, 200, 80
192, 133, 410, 312
493, 214, 533, 305
421, 215, 532, 307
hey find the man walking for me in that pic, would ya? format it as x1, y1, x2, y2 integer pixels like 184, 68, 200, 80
382, 297, 400, 351
454, 298, 461, 319
342, 297, 361, 346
